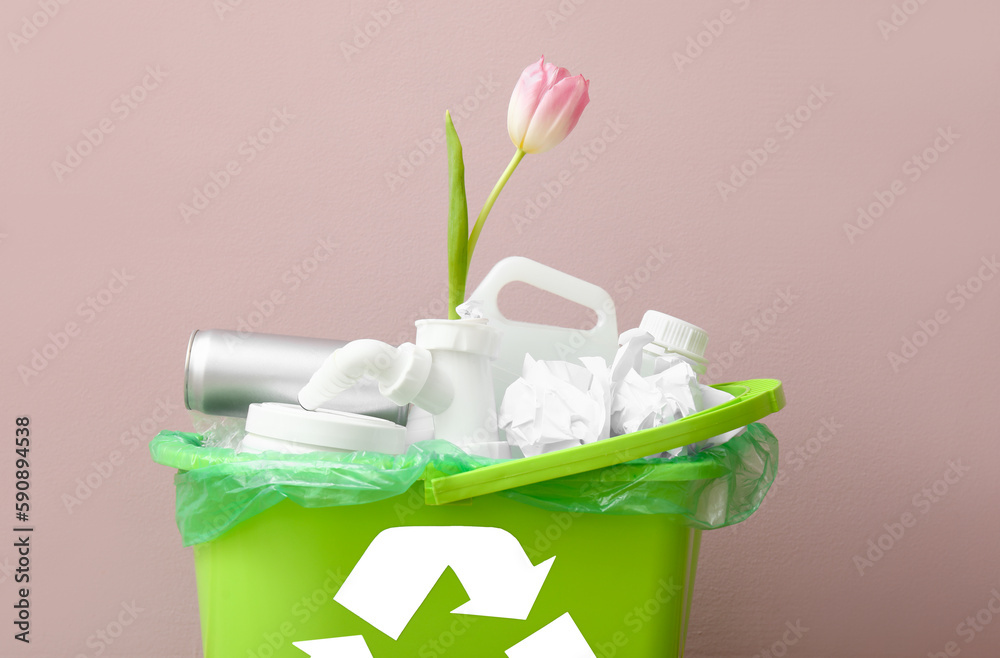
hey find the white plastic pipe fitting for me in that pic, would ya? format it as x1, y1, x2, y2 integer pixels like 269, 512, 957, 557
297, 319, 502, 455
299, 339, 448, 413
414, 318, 502, 453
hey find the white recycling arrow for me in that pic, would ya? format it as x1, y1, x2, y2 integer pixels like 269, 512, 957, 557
333, 526, 555, 640
292, 635, 373, 657
505, 613, 596, 658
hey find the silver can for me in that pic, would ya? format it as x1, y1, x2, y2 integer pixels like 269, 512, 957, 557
184, 329, 408, 424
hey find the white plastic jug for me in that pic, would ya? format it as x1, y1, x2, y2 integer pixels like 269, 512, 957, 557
464, 257, 619, 409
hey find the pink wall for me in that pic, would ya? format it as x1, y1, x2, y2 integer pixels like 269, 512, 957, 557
2, 1, 999, 656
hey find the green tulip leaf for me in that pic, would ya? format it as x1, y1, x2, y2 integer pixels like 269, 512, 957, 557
446, 111, 468, 320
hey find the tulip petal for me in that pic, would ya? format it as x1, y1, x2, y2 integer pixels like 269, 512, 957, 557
508, 57, 548, 148
507, 56, 571, 150
520, 75, 590, 154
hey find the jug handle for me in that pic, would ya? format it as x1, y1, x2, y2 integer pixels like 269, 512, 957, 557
468, 256, 617, 335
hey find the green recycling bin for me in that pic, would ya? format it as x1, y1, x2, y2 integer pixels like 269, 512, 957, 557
151, 379, 783, 657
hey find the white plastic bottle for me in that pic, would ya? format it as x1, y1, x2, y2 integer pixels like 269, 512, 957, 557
637, 311, 745, 454
637, 311, 709, 376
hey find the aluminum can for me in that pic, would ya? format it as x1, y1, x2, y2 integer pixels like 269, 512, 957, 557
184, 329, 408, 424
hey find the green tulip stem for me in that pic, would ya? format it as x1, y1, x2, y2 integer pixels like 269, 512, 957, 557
467, 148, 526, 269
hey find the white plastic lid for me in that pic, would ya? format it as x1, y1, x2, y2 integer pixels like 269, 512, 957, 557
245, 403, 406, 454
639, 310, 709, 364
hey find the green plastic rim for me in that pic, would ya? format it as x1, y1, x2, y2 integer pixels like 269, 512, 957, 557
150, 379, 783, 505
425, 379, 784, 504
149, 433, 729, 483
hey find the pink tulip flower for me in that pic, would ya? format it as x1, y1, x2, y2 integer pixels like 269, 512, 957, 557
507, 56, 590, 154
459, 57, 591, 299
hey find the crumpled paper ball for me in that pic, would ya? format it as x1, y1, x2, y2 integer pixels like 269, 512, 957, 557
608, 328, 702, 435
498, 328, 741, 459
610, 360, 702, 435
498, 354, 610, 457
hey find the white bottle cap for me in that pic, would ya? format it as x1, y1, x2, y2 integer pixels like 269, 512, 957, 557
639, 311, 709, 364
244, 403, 406, 454
415, 318, 500, 359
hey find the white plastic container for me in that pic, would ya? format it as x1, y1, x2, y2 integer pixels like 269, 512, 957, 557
464, 257, 619, 410
239, 403, 407, 455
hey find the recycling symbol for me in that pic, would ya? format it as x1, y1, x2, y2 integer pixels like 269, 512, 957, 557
292, 526, 596, 657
